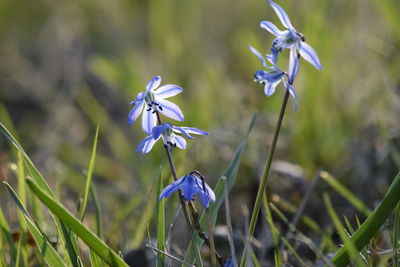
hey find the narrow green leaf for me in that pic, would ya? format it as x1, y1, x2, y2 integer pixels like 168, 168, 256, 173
1, 122, 80, 264
324, 193, 367, 267
320, 171, 371, 216
393, 203, 400, 267
331, 171, 400, 266
79, 123, 99, 221
4, 182, 67, 267
25, 179, 129, 267
156, 169, 165, 267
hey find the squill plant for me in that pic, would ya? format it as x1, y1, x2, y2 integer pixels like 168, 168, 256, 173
240, 1, 322, 265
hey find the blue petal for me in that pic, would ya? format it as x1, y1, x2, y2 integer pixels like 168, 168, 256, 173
248, 46, 268, 68
136, 135, 159, 154
298, 42, 322, 70
264, 80, 281, 96
288, 46, 299, 84
268, 0, 294, 29
181, 176, 200, 201
130, 92, 146, 105
152, 123, 172, 140
142, 109, 157, 134
157, 98, 184, 121
260, 21, 285, 36
154, 84, 183, 99
266, 47, 279, 65
174, 135, 187, 149
285, 82, 298, 110
159, 177, 186, 200
127, 101, 144, 126
179, 127, 208, 136
146, 76, 161, 92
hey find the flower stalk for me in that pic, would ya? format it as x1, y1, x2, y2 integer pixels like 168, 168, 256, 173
239, 89, 290, 267
155, 112, 204, 266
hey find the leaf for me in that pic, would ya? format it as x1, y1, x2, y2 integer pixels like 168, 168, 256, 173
331, 171, 400, 266
79, 123, 99, 221
324, 193, 367, 266
4, 182, 67, 267
25, 179, 129, 267
320, 171, 371, 216
156, 168, 165, 267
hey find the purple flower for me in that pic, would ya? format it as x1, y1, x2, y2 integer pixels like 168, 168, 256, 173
224, 257, 235, 267
128, 76, 184, 134
249, 46, 298, 109
136, 123, 208, 154
159, 172, 216, 208
261, 0, 322, 76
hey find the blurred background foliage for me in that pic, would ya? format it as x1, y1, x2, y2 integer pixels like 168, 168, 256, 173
0, 0, 400, 260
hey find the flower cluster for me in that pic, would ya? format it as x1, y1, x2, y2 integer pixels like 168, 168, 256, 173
128, 76, 214, 208
249, 0, 322, 108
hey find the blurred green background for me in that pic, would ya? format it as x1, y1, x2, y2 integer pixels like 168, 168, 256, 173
0, 0, 399, 258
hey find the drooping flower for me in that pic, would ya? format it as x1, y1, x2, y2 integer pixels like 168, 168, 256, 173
159, 172, 216, 208
260, 0, 322, 73
249, 45, 298, 109
128, 76, 184, 134
136, 123, 208, 154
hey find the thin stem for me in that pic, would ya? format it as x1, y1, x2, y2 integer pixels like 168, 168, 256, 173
239, 89, 290, 267
155, 112, 203, 266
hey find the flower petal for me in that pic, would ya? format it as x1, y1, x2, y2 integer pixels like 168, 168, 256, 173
159, 177, 186, 200
127, 101, 144, 126
179, 127, 208, 136
298, 42, 322, 70
285, 82, 298, 111
146, 76, 161, 92
266, 47, 279, 65
181, 176, 200, 201
174, 135, 187, 150
288, 46, 299, 84
172, 126, 194, 139
260, 21, 285, 36
142, 109, 157, 134
264, 80, 281, 96
154, 84, 183, 99
157, 98, 184, 121
268, 0, 294, 29
130, 91, 146, 105
136, 135, 159, 154
248, 46, 268, 68
152, 124, 172, 140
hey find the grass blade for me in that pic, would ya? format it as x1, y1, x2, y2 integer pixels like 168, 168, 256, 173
156, 169, 165, 267
320, 171, 371, 216
331, 171, 400, 266
323, 193, 366, 266
25, 179, 129, 267
4, 182, 67, 267
79, 123, 99, 221
393, 203, 400, 267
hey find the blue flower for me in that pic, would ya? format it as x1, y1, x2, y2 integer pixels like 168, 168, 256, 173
261, 0, 322, 75
136, 123, 208, 154
249, 45, 298, 109
128, 76, 184, 134
159, 172, 216, 208
224, 257, 235, 267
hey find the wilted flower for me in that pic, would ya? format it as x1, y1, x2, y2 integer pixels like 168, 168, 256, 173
249, 45, 298, 109
128, 76, 184, 134
159, 172, 216, 208
136, 123, 208, 154
260, 0, 322, 73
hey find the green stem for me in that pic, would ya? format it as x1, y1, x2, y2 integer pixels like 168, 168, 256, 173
156, 113, 203, 266
240, 90, 290, 267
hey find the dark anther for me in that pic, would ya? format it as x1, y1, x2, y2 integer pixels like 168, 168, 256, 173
146, 107, 151, 111
152, 110, 157, 114
159, 106, 163, 111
